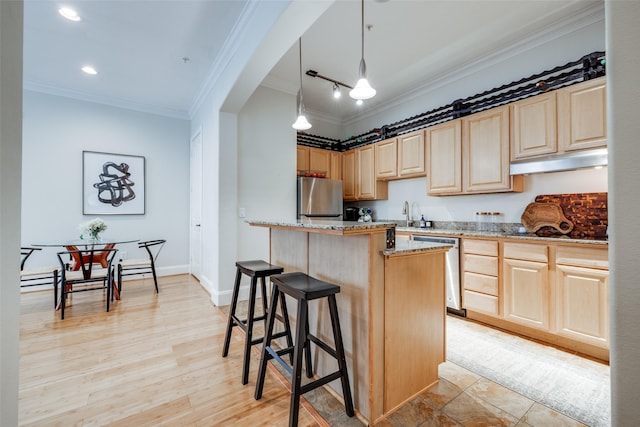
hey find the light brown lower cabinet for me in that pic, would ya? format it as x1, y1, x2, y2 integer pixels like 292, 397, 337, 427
503, 243, 550, 331
461, 238, 609, 360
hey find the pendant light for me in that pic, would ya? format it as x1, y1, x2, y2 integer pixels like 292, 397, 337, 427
292, 38, 312, 130
349, 0, 376, 100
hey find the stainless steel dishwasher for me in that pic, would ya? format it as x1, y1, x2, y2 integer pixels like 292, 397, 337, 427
411, 235, 465, 317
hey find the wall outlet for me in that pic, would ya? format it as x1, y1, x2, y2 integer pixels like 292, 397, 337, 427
239, 207, 246, 218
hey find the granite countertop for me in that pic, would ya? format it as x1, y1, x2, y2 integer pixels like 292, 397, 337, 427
396, 226, 608, 246
381, 240, 453, 256
248, 219, 396, 232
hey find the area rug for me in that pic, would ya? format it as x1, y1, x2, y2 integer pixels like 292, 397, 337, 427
446, 316, 610, 427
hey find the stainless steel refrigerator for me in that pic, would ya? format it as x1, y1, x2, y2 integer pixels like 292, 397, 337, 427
297, 177, 343, 220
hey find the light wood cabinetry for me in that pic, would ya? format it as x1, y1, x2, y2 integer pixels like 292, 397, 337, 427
375, 138, 398, 179
557, 77, 607, 152
503, 242, 550, 330
555, 246, 609, 348
463, 105, 520, 193
375, 130, 426, 180
426, 106, 522, 195
330, 151, 342, 181
343, 146, 388, 201
297, 146, 309, 173
462, 239, 500, 316
510, 92, 558, 160
397, 130, 426, 177
426, 119, 462, 194
297, 146, 342, 179
342, 149, 357, 201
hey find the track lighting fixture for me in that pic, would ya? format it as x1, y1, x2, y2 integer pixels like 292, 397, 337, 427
333, 83, 341, 99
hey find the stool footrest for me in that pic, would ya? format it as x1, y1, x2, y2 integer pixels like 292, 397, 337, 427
300, 371, 343, 395
266, 346, 295, 376
249, 330, 290, 347
308, 333, 337, 359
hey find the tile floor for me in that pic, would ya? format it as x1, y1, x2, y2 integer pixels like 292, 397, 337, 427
223, 300, 602, 426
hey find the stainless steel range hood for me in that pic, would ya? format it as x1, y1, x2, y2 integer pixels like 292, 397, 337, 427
510, 148, 608, 175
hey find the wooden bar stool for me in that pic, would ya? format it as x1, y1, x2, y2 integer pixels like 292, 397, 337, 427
254, 272, 355, 427
222, 260, 293, 385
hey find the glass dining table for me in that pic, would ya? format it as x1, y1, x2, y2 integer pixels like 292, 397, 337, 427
33, 238, 138, 304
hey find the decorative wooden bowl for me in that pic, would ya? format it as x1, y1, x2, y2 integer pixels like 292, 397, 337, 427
521, 202, 574, 234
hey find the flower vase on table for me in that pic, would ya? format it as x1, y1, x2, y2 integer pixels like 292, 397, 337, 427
79, 218, 107, 242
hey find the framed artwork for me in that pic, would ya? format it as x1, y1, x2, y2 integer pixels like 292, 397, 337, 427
83, 151, 145, 215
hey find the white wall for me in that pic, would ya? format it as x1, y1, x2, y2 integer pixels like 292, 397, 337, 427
237, 86, 297, 261
0, 1, 23, 424
353, 167, 608, 224
607, 1, 640, 424
21, 91, 191, 275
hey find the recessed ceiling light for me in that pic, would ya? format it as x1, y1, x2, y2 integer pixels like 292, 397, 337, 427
59, 7, 81, 22
81, 66, 98, 75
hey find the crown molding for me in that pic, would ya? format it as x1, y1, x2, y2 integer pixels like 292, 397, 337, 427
22, 80, 189, 119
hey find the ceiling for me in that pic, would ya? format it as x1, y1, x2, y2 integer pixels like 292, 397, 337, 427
23, 0, 603, 123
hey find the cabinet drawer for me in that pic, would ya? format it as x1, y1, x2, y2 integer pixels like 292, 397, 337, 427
463, 254, 498, 276
464, 290, 499, 316
464, 272, 498, 296
504, 242, 548, 262
463, 239, 498, 256
556, 246, 609, 269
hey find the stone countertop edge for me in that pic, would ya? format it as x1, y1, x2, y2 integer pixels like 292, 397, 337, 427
396, 227, 608, 246
382, 240, 453, 257
247, 219, 397, 231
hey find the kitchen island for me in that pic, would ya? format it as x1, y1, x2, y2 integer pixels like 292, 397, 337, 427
248, 219, 452, 423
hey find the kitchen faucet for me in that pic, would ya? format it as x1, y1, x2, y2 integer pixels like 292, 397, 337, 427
402, 201, 409, 227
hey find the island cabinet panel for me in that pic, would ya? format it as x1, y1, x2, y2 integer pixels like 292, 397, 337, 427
384, 251, 445, 414
557, 76, 607, 152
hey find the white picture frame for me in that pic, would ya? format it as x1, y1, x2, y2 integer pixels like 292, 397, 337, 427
83, 151, 145, 215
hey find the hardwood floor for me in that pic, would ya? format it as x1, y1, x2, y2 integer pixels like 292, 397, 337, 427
19, 275, 322, 426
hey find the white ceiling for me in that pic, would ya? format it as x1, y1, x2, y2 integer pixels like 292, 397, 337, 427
23, 0, 603, 123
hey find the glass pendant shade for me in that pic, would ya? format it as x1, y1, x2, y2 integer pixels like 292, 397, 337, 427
292, 90, 311, 130
350, 0, 376, 100
349, 58, 376, 99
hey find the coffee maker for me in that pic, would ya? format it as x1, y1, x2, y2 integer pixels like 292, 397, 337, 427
344, 207, 359, 221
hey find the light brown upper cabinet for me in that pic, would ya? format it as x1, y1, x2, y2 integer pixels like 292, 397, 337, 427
357, 144, 388, 200
463, 105, 520, 193
297, 146, 309, 173
397, 130, 426, 178
343, 146, 388, 201
426, 119, 462, 194
375, 130, 426, 180
510, 92, 558, 160
426, 107, 522, 195
375, 137, 398, 179
342, 149, 357, 201
297, 146, 341, 180
330, 151, 342, 181
557, 77, 607, 152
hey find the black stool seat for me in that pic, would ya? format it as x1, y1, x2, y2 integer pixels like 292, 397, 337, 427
222, 260, 293, 385
255, 272, 354, 427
